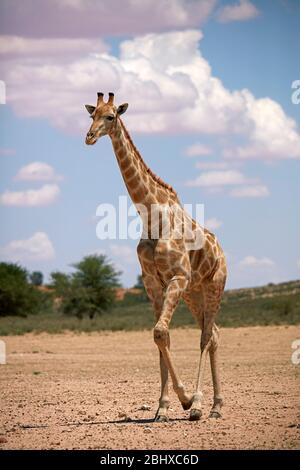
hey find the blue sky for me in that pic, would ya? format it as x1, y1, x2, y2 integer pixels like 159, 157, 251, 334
0, 0, 299, 289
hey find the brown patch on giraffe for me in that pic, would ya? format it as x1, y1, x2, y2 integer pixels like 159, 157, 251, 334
131, 186, 146, 204
190, 248, 205, 270
117, 148, 125, 160
154, 257, 169, 269
119, 157, 130, 171
123, 165, 136, 180
149, 181, 157, 194
157, 190, 168, 204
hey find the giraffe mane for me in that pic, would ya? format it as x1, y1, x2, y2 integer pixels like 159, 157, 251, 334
119, 118, 178, 198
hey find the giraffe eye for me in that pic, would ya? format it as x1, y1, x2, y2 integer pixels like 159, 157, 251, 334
106, 116, 114, 121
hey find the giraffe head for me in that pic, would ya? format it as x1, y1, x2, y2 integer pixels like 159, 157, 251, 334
85, 92, 128, 145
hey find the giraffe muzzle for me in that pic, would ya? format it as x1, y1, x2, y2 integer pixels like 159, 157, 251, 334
85, 132, 97, 145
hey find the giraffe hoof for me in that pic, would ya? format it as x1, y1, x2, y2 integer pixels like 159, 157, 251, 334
189, 408, 202, 421
209, 410, 222, 419
181, 396, 194, 410
182, 402, 192, 410
154, 414, 169, 423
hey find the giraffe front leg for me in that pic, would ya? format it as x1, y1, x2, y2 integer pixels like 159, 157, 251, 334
154, 350, 170, 422
154, 275, 194, 412
141, 273, 170, 422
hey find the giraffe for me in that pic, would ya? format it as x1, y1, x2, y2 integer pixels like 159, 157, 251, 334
85, 92, 227, 422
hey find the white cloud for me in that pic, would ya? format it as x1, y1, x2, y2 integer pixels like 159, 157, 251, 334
184, 143, 213, 157
185, 168, 269, 198
229, 255, 282, 288
0, 0, 217, 37
230, 184, 269, 198
0, 184, 60, 207
296, 260, 300, 269
217, 0, 260, 23
1, 29, 299, 160
222, 96, 300, 160
0, 232, 55, 262
109, 244, 136, 264
195, 161, 230, 170
239, 256, 275, 268
0, 36, 109, 60
15, 162, 63, 182
185, 169, 251, 187
205, 217, 223, 231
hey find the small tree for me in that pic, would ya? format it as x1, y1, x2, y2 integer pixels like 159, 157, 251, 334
134, 274, 144, 289
49, 271, 71, 297
134, 274, 148, 300
0, 262, 40, 316
50, 255, 121, 318
122, 274, 148, 304
30, 271, 43, 286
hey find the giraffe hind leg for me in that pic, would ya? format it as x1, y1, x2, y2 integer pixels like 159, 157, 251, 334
186, 277, 225, 420
208, 324, 224, 418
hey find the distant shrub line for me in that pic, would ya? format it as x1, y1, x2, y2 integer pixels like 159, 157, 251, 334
0, 259, 299, 335
0, 255, 121, 319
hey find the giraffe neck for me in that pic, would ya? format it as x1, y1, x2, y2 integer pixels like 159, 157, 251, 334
109, 118, 178, 208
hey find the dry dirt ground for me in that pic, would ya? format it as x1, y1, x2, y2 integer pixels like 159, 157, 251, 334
1, 325, 299, 450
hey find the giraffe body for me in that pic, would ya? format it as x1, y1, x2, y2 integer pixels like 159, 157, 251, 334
85, 93, 227, 421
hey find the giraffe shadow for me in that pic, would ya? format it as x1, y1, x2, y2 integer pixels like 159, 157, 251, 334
19, 417, 189, 430
108, 417, 188, 425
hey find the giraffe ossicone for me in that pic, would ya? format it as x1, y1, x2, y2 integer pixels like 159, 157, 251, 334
85, 92, 227, 421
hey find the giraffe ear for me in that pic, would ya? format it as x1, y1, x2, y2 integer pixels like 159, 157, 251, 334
117, 103, 128, 115
85, 105, 96, 115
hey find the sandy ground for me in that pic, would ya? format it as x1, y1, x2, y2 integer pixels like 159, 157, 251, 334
0, 325, 299, 450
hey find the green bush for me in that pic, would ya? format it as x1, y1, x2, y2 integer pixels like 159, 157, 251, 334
121, 291, 148, 306
0, 262, 42, 317
50, 254, 121, 318
49, 271, 70, 297
30, 271, 44, 286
